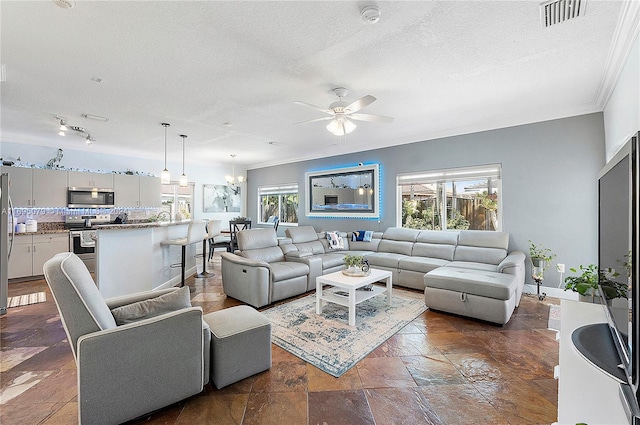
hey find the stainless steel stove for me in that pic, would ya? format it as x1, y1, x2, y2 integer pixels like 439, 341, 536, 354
65, 214, 110, 272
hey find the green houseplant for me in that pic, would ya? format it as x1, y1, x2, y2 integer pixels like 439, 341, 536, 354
528, 240, 555, 281
564, 264, 628, 301
343, 254, 365, 269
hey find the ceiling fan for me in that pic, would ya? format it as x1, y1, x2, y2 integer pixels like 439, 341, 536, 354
294, 87, 394, 136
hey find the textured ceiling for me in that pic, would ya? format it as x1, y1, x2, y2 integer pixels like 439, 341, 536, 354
0, 0, 630, 169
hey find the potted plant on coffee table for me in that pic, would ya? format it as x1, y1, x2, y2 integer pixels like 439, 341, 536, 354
343, 254, 370, 276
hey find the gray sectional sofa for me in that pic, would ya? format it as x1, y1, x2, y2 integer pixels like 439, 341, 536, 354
220, 226, 525, 324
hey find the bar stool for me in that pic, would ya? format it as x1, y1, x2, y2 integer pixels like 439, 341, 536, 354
207, 219, 231, 261
162, 220, 207, 292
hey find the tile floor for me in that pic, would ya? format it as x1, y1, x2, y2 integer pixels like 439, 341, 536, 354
0, 256, 559, 424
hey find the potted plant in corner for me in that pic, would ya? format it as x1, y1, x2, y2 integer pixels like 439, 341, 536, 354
564, 264, 628, 303
529, 241, 555, 300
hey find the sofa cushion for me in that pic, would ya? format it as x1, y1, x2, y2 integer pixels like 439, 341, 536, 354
269, 261, 309, 282
318, 253, 346, 269
445, 261, 498, 272
110, 286, 191, 325
425, 267, 517, 301
237, 228, 278, 250
398, 256, 450, 274
412, 230, 458, 260
294, 240, 326, 255
285, 226, 319, 243
382, 227, 421, 242
367, 252, 408, 269
453, 230, 509, 265
240, 246, 286, 263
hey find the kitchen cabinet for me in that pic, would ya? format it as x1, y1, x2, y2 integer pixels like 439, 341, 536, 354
68, 171, 113, 189
113, 174, 161, 207
8, 233, 68, 279
2, 166, 67, 207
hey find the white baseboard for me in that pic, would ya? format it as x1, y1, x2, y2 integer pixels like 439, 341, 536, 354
155, 266, 198, 291
523, 283, 579, 300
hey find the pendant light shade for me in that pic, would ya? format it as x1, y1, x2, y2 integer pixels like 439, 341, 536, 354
179, 134, 188, 187
161, 123, 171, 184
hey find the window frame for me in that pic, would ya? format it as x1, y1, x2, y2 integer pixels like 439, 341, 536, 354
396, 164, 502, 231
257, 183, 299, 226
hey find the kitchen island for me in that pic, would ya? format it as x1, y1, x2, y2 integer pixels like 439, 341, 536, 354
95, 220, 197, 298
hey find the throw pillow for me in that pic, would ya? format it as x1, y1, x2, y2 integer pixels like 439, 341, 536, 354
111, 286, 191, 325
326, 231, 344, 250
352, 230, 373, 242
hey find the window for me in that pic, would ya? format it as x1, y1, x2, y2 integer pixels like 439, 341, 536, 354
258, 183, 299, 225
397, 164, 501, 231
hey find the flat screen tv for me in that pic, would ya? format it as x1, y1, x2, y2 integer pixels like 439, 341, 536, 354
598, 132, 640, 420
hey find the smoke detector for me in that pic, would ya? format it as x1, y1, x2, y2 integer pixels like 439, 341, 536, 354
360, 6, 381, 24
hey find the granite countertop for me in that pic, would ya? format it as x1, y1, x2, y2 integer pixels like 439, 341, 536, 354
94, 220, 192, 230
13, 229, 70, 236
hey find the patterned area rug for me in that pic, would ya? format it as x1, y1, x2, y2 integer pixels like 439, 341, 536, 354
548, 304, 561, 331
262, 287, 427, 377
8, 292, 46, 308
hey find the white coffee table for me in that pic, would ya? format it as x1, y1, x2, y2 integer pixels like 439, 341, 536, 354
316, 268, 393, 326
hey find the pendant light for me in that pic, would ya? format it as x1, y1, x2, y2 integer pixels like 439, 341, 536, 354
179, 134, 188, 187
160, 123, 171, 184
225, 154, 244, 186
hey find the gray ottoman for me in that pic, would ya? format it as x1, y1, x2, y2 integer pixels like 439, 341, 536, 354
424, 267, 518, 325
203, 305, 271, 388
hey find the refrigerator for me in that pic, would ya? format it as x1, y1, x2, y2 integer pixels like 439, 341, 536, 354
1, 172, 12, 315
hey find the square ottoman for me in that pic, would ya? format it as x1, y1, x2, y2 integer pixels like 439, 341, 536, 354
203, 305, 272, 388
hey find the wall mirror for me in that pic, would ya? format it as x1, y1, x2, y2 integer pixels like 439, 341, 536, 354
306, 164, 379, 218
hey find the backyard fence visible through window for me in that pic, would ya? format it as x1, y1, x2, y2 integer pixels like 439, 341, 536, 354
258, 184, 299, 225
397, 164, 502, 231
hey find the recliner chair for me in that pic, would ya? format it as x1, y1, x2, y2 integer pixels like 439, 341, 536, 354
43, 252, 210, 425
220, 228, 309, 307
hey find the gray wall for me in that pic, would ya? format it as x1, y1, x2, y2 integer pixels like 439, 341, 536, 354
247, 113, 606, 289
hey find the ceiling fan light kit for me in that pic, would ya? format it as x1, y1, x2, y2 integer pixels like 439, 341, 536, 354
295, 87, 394, 136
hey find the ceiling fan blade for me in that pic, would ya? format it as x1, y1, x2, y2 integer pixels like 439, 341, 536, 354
293, 101, 334, 115
344, 95, 376, 113
293, 116, 334, 125
349, 113, 394, 123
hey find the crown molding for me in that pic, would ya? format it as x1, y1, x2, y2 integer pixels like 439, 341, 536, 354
595, 0, 640, 109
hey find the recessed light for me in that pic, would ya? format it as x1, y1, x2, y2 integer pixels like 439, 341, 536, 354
224, 122, 233, 127
53, 0, 75, 9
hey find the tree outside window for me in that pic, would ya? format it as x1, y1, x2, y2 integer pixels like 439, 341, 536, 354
258, 184, 298, 225
398, 165, 501, 231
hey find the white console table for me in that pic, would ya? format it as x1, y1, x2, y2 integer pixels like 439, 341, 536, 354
558, 299, 628, 424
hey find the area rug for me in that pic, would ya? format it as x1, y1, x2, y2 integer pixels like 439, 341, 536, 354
548, 304, 561, 331
262, 287, 427, 377
7, 292, 46, 308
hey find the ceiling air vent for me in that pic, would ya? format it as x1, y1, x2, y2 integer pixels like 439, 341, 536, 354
540, 0, 586, 28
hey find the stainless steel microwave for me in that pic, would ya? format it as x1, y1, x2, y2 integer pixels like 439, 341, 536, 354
67, 188, 115, 208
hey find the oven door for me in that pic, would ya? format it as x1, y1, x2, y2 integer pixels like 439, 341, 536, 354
69, 231, 96, 272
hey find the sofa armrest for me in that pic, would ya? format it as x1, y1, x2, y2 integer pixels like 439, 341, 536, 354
220, 252, 271, 307
285, 254, 323, 291
285, 251, 313, 259
497, 251, 526, 274
77, 307, 206, 424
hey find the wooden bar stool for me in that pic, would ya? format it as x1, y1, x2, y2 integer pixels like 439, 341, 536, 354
162, 220, 207, 291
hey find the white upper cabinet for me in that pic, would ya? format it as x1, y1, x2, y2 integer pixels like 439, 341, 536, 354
68, 171, 113, 189
2, 166, 67, 207
113, 174, 161, 207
